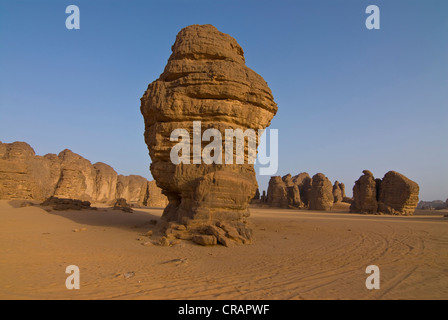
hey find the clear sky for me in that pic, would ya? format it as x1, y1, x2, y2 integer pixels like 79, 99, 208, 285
1, 0, 447, 200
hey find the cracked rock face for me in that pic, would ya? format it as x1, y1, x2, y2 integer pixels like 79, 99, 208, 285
140, 25, 277, 240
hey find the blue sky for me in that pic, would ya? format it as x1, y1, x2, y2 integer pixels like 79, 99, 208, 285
1, 0, 447, 200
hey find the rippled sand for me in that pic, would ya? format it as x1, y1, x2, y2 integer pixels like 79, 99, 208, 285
0, 200, 447, 300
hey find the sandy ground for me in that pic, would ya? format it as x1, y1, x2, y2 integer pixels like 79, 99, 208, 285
0, 200, 447, 300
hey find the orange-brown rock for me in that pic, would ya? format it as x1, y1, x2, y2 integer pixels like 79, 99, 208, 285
0, 141, 58, 200
332, 181, 343, 203
267, 176, 288, 208
140, 24, 277, 242
350, 170, 378, 214
147, 180, 169, 207
309, 173, 333, 211
0, 141, 167, 206
292, 172, 312, 207
377, 171, 419, 215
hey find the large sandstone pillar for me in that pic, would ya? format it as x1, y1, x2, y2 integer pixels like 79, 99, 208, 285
140, 25, 277, 239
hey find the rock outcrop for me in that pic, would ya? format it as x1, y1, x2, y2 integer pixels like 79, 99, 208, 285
116, 175, 149, 206
0, 141, 167, 206
377, 171, 419, 215
266, 175, 303, 208
140, 24, 277, 244
147, 180, 169, 207
350, 170, 419, 215
292, 172, 312, 207
417, 200, 448, 210
308, 173, 333, 211
332, 181, 344, 203
350, 170, 378, 214
266, 176, 288, 208
41, 197, 96, 211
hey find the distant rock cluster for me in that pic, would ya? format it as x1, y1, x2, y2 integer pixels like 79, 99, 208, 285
350, 170, 419, 215
417, 199, 448, 210
264, 172, 348, 211
0, 141, 168, 207
263, 170, 420, 215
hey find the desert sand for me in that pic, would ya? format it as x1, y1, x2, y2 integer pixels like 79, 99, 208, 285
0, 200, 447, 300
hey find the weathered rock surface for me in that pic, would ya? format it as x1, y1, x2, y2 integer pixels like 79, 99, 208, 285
377, 171, 419, 215
140, 24, 277, 245
93, 162, 118, 203
350, 170, 378, 214
350, 170, 419, 215
53, 149, 97, 201
266, 176, 288, 208
332, 181, 343, 203
309, 173, 333, 211
0, 141, 167, 206
116, 175, 149, 206
292, 172, 312, 207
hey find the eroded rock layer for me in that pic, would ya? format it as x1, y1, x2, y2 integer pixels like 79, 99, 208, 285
0, 141, 167, 207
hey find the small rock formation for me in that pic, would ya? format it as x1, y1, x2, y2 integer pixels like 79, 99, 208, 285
350, 170, 378, 214
261, 190, 267, 203
292, 172, 312, 207
350, 170, 419, 215
252, 188, 260, 201
146, 180, 169, 207
332, 181, 343, 203
0, 141, 167, 206
309, 173, 333, 211
377, 171, 419, 215
93, 162, 118, 203
417, 200, 447, 210
287, 184, 302, 208
112, 198, 133, 213
41, 197, 96, 211
266, 175, 303, 208
116, 175, 149, 206
266, 176, 288, 208
140, 24, 277, 245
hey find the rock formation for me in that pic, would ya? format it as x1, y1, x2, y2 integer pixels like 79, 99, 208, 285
377, 171, 419, 215
417, 200, 447, 210
266, 176, 288, 208
140, 24, 277, 244
147, 180, 169, 207
116, 175, 149, 206
0, 141, 167, 207
41, 197, 96, 211
266, 175, 303, 208
292, 172, 312, 207
0, 141, 55, 200
350, 170, 378, 214
308, 173, 333, 211
252, 188, 260, 201
350, 170, 419, 215
332, 181, 343, 203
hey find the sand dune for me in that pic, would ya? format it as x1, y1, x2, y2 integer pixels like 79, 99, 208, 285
0, 200, 447, 300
